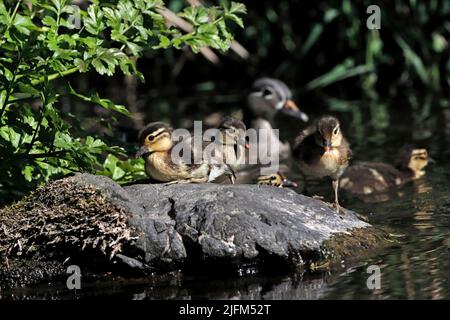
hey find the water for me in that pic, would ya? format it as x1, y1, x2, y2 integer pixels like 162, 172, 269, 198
2, 106, 449, 300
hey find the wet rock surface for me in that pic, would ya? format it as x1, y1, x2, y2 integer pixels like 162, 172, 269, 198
0, 173, 386, 288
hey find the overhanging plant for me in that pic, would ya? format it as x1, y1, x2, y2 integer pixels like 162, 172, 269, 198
0, 0, 246, 204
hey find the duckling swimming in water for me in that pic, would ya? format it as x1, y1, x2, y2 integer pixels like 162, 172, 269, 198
136, 122, 235, 184
340, 146, 432, 195
293, 116, 352, 211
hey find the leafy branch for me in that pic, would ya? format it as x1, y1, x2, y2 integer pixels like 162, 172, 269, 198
0, 0, 246, 205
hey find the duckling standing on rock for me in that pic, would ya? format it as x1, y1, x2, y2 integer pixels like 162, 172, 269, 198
340, 147, 432, 195
257, 172, 298, 188
293, 116, 352, 211
136, 122, 235, 184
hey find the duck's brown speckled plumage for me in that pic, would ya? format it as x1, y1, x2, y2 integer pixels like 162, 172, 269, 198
340, 147, 431, 195
293, 116, 351, 211
294, 132, 351, 180
136, 122, 235, 184
340, 162, 407, 195
293, 117, 352, 180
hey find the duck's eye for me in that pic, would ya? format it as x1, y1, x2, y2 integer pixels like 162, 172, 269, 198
333, 127, 339, 135
147, 135, 155, 142
270, 175, 277, 180
262, 88, 274, 99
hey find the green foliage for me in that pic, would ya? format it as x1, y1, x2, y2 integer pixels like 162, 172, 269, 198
0, 0, 245, 204
97, 154, 146, 183
237, 1, 450, 100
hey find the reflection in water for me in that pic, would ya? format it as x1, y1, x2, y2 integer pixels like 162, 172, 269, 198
400, 251, 415, 300
324, 159, 449, 299
2, 272, 335, 300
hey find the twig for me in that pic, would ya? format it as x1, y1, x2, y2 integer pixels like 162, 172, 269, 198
5, 150, 67, 160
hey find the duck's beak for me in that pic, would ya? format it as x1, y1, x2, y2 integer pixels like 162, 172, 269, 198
282, 178, 298, 188
323, 140, 332, 152
238, 137, 250, 149
136, 146, 149, 158
281, 99, 309, 122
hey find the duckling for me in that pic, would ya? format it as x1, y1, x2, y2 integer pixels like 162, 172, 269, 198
216, 117, 249, 171
257, 172, 298, 188
340, 147, 432, 195
179, 117, 248, 173
293, 116, 352, 211
244, 78, 309, 162
136, 122, 235, 184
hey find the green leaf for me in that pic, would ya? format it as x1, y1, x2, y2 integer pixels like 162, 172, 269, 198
153, 34, 171, 49
84, 4, 105, 35
13, 14, 35, 35
42, 16, 57, 28
306, 59, 372, 90
53, 131, 73, 149
0, 126, 21, 148
91, 48, 126, 76
229, 2, 247, 14
68, 85, 130, 116
432, 32, 447, 53
225, 13, 244, 28
301, 23, 323, 56
22, 165, 34, 182
394, 35, 428, 84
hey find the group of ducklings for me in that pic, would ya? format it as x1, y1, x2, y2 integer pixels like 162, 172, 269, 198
136, 78, 432, 211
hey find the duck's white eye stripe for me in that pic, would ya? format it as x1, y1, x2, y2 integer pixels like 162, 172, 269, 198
250, 91, 264, 97
152, 127, 166, 137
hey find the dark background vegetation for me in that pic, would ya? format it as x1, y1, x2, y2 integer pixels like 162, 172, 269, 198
97, 0, 450, 147
120, 0, 450, 119
2, 0, 450, 205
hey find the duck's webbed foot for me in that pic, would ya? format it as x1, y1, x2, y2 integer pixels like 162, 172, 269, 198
331, 202, 342, 213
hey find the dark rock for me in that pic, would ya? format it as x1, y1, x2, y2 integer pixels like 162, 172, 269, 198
0, 173, 387, 288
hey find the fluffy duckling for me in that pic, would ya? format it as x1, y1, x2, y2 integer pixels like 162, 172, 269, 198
181, 117, 248, 173
257, 172, 298, 188
136, 122, 235, 184
244, 78, 309, 161
216, 117, 249, 171
340, 147, 432, 195
293, 116, 352, 210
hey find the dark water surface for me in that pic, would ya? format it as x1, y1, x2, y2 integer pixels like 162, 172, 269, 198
2, 106, 449, 300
